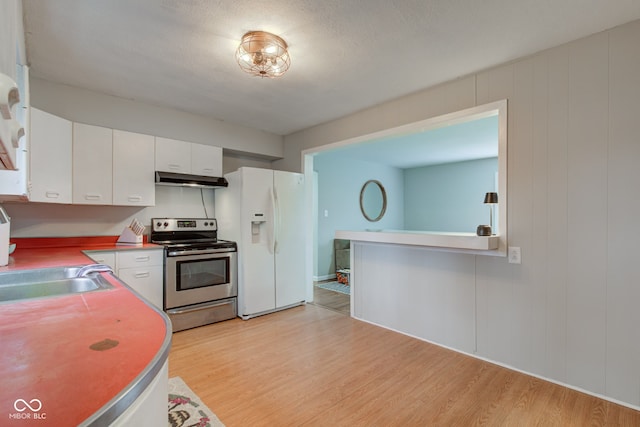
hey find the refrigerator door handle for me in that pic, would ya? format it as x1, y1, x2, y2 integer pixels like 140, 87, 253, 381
270, 186, 278, 254
274, 186, 281, 254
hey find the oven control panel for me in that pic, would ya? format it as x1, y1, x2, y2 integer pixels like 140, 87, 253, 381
151, 218, 218, 232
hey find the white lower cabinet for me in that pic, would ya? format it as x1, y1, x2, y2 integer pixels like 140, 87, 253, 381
117, 265, 163, 309
110, 360, 168, 426
117, 249, 163, 309
86, 249, 163, 309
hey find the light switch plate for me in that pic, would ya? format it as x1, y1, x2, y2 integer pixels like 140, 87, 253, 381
508, 246, 521, 264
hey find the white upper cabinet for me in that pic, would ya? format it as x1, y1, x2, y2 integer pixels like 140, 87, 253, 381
191, 143, 222, 177
73, 123, 113, 205
28, 109, 222, 206
155, 137, 222, 177
30, 108, 72, 203
113, 130, 155, 206
155, 137, 190, 174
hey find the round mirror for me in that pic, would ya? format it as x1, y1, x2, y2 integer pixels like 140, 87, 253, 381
360, 180, 387, 222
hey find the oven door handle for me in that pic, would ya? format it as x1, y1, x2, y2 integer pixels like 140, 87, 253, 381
167, 248, 236, 256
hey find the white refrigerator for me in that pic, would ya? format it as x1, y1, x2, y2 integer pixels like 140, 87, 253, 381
216, 167, 306, 319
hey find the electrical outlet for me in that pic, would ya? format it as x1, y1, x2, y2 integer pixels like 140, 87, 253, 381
508, 247, 521, 264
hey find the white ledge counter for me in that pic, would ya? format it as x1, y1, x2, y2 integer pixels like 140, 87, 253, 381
335, 230, 499, 252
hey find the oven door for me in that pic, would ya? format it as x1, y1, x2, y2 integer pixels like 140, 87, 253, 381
165, 251, 237, 310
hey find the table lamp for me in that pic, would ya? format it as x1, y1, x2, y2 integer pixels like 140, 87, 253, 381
483, 192, 498, 235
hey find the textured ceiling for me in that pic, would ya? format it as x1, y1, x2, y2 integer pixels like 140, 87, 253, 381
22, 0, 640, 136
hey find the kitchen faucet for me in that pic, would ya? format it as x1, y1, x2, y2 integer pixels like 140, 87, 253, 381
75, 264, 113, 278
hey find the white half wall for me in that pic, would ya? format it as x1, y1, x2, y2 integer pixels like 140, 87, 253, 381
353, 242, 477, 353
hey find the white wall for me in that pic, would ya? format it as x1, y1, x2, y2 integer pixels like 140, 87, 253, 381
223, 151, 275, 175
30, 78, 283, 159
280, 20, 640, 409
4, 186, 215, 237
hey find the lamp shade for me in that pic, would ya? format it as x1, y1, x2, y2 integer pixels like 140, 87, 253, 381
484, 192, 498, 204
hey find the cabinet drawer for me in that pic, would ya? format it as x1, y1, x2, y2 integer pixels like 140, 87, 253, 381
117, 249, 163, 269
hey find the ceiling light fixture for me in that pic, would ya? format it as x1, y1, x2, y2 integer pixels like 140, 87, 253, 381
236, 31, 290, 78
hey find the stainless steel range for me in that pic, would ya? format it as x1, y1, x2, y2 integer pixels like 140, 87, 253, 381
151, 217, 238, 332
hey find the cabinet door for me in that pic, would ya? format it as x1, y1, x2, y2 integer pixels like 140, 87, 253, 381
117, 266, 163, 309
116, 248, 163, 309
113, 130, 155, 206
30, 108, 72, 203
73, 123, 113, 204
191, 144, 222, 177
155, 137, 191, 174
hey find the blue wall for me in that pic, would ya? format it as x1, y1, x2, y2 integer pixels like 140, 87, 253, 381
314, 151, 404, 278
404, 157, 498, 232
313, 154, 497, 278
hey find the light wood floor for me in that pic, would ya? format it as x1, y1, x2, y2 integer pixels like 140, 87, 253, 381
310, 284, 350, 315
169, 304, 640, 426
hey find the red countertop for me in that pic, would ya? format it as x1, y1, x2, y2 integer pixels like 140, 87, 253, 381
0, 237, 171, 426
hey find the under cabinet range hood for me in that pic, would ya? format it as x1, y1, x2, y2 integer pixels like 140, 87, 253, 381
154, 171, 228, 188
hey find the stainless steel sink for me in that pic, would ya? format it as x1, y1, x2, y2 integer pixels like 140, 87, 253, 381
0, 266, 114, 303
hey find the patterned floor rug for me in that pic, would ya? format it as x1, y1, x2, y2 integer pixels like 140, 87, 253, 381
316, 281, 350, 295
168, 377, 224, 427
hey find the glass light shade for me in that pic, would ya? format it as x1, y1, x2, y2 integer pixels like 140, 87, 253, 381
236, 31, 291, 78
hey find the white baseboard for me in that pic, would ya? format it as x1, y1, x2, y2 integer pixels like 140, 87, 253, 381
313, 273, 336, 282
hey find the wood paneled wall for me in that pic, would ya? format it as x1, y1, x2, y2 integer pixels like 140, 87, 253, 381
289, 19, 640, 408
